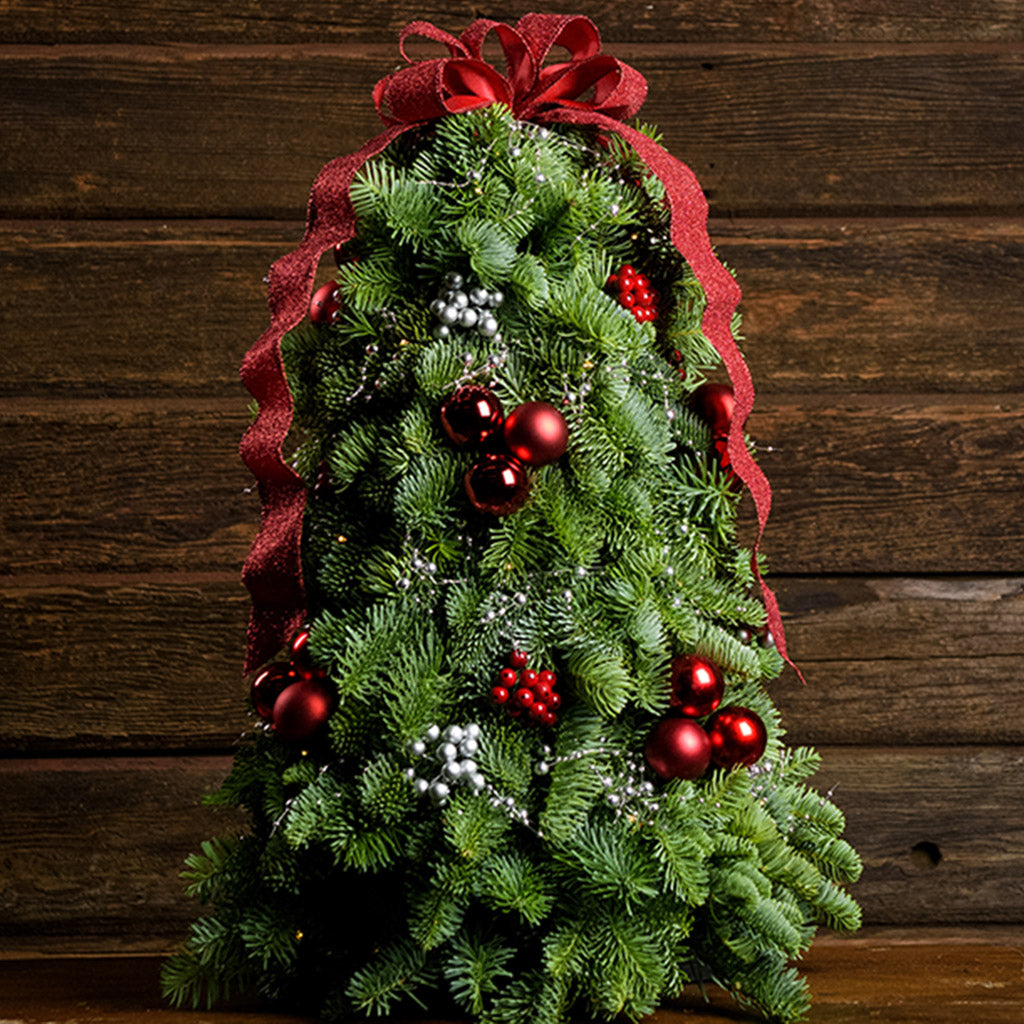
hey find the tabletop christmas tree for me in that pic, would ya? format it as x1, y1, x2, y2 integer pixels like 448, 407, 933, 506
163, 15, 860, 1023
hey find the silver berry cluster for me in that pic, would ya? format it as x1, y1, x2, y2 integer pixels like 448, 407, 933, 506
535, 742, 660, 824
430, 272, 503, 342
406, 722, 485, 806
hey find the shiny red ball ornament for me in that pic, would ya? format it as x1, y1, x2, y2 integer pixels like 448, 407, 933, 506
645, 717, 712, 780
440, 385, 504, 447
465, 453, 530, 516
491, 685, 510, 705
250, 662, 294, 721
288, 627, 327, 681
669, 654, 725, 718
706, 705, 767, 768
498, 667, 517, 687
529, 700, 549, 721
509, 649, 529, 669
693, 383, 735, 436
272, 679, 336, 743
519, 668, 539, 688
503, 402, 569, 466
309, 281, 341, 325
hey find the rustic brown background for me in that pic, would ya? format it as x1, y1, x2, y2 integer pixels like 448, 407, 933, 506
1, 0, 1023, 962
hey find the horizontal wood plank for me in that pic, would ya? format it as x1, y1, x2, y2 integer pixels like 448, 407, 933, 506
749, 394, 1024, 573
2, 47, 1022, 218
3, 1, 1024, 44
0, 749, 1019, 953
0, 581, 251, 752
775, 576, 1024, 745
1, 576, 1022, 751
1, 942, 1023, 1023
2, 218, 1022, 399
0, 399, 255, 576
3, 394, 1021, 576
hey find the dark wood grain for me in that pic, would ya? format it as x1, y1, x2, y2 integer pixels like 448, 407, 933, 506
0, 749, 1020, 952
3, 395, 1020, 577
775, 576, 1024, 745
3, 218, 1022, 399
2, 47, 1022, 218
0, 581, 250, 752
0, 757, 246, 952
750, 394, 1024, 573
1, 941, 1023, 1023
1, 576, 1021, 751
0, 399, 255, 576
2, 0, 1023, 44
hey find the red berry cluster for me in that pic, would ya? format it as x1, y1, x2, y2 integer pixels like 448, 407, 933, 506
607, 264, 659, 323
250, 628, 336, 743
490, 649, 561, 728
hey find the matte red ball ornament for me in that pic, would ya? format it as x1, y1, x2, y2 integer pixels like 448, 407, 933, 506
440, 385, 504, 447
503, 402, 569, 466
250, 662, 294, 720
669, 654, 725, 718
693, 383, 735, 436
645, 717, 712, 780
309, 281, 341, 325
465, 453, 530, 516
272, 679, 336, 743
706, 705, 767, 768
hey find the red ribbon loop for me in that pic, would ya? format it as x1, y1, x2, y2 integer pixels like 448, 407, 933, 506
241, 15, 800, 683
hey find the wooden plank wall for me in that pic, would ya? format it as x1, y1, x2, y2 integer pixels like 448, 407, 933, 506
1, 1, 1022, 954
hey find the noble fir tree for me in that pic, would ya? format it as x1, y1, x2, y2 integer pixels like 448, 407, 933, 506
163, 101, 860, 1022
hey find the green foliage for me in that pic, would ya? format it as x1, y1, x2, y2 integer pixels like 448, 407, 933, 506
169, 104, 860, 1024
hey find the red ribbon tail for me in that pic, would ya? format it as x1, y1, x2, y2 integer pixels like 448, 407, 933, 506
239, 124, 411, 674
534, 108, 804, 685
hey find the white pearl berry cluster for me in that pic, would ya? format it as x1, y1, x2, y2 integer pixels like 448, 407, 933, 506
430, 272, 503, 342
406, 722, 485, 806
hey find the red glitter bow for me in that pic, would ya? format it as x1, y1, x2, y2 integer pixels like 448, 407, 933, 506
240, 13, 800, 682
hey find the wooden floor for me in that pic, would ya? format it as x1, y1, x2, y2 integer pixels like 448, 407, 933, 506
1, 933, 1022, 1024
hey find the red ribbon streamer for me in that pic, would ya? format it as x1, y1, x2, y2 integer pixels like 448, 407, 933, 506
240, 13, 801, 683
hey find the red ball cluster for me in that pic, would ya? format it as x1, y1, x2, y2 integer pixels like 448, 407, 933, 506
644, 654, 766, 780
490, 649, 561, 728
440, 386, 569, 516
607, 264, 659, 323
249, 628, 337, 743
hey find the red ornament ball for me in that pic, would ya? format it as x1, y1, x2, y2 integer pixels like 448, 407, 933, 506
693, 383, 735, 436
250, 662, 294, 721
509, 649, 529, 669
706, 705, 767, 768
289, 627, 327, 681
491, 685, 510, 705
669, 654, 724, 718
645, 717, 711, 780
465, 453, 530, 516
440, 385, 504, 447
272, 679, 336, 743
503, 402, 569, 466
498, 667, 517, 687
309, 281, 341, 325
